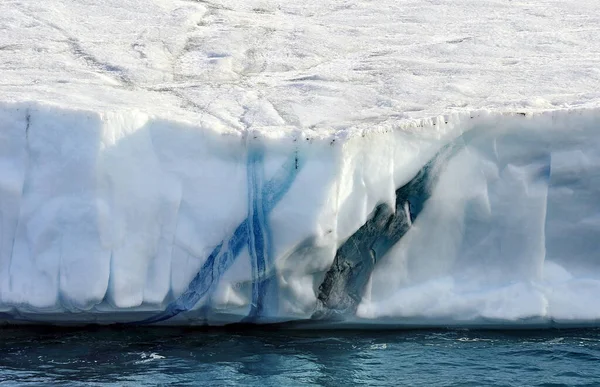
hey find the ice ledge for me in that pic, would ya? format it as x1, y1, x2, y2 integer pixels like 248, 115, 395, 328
3, 99, 600, 140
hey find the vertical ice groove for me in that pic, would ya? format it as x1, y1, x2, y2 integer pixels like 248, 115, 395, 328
10, 109, 30, 289
537, 151, 552, 281
142, 127, 183, 306
0, 106, 28, 308
9, 107, 57, 309
245, 146, 278, 320
246, 148, 267, 319
136, 149, 302, 324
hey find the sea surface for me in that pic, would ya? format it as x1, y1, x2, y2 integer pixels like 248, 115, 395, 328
1, 326, 599, 386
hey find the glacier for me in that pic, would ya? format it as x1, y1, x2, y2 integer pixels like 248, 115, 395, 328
2, 105, 600, 327
2, 0, 600, 326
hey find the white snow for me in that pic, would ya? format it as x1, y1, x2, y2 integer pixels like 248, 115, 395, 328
1, 0, 600, 326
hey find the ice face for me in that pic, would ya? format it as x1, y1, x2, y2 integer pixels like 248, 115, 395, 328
2, 0, 600, 326
1, 103, 600, 327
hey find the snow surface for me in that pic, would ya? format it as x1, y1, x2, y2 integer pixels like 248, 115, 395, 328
1, 0, 600, 326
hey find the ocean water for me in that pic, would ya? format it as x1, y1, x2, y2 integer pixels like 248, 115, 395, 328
1, 326, 599, 386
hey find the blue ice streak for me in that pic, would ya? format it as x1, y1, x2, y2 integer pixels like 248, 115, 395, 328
138, 150, 301, 324
245, 149, 277, 321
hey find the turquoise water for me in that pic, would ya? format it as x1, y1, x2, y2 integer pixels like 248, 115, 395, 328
1, 327, 599, 386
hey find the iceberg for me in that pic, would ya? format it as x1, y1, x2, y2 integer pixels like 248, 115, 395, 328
2, 0, 600, 326
2, 105, 600, 327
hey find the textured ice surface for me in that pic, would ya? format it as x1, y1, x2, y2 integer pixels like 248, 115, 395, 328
1, 0, 600, 326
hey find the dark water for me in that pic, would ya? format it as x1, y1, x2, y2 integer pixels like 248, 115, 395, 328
1, 326, 600, 386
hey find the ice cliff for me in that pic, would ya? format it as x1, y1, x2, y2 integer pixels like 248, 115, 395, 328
1, 0, 600, 326
2, 106, 600, 326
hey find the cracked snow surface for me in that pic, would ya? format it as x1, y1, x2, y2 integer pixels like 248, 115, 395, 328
2, 0, 600, 132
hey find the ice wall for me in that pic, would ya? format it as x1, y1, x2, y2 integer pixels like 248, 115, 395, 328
1, 102, 600, 326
